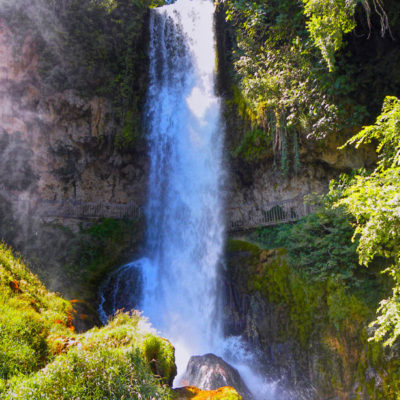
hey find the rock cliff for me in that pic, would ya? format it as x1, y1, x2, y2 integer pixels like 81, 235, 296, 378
223, 239, 399, 399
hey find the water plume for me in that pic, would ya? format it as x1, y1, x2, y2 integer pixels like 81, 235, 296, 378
100, 1, 280, 398
140, 0, 225, 374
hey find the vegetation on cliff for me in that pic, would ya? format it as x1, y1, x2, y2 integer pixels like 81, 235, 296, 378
254, 96, 400, 347
222, 2, 400, 388
0, 242, 177, 399
228, 95, 400, 395
221, 0, 400, 174
332, 96, 400, 346
226, 239, 399, 398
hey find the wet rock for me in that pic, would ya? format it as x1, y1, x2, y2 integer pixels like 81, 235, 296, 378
182, 353, 253, 400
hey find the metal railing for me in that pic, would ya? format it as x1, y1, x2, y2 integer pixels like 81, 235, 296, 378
0, 186, 142, 220
1, 186, 313, 228
228, 194, 314, 231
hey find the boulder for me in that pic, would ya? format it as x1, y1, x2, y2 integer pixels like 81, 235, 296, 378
181, 353, 253, 400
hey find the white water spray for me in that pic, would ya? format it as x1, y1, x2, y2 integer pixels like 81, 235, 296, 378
99, 0, 280, 397
141, 0, 224, 375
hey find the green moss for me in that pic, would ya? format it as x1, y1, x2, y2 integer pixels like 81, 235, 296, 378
227, 240, 323, 344
115, 109, 142, 148
226, 238, 400, 396
226, 239, 261, 255
4, 312, 175, 399
143, 335, 177, 386
0, 244, 73, 384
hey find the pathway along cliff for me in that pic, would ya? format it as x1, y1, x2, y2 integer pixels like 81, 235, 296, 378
100, 1, 278, 398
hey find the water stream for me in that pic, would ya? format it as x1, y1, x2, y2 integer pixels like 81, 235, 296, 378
139, 0, 225, 373
99, 0, 278, 397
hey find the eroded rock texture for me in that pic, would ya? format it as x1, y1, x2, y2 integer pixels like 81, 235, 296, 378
182, 353, 253, 400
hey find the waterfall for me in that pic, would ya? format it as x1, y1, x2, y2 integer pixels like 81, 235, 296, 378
140, 0, 224, 372
99, 0, 279, 397
100, 0, 225, 373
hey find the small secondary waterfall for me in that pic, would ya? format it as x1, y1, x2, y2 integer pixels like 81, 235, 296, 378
99, 0, 279, 397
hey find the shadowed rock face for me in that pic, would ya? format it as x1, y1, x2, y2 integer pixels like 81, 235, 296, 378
182, 354, 254, 400
0, 17, 149, 218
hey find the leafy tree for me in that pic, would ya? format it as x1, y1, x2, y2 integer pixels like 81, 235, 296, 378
335, 96, 400, 346
223, 0, 368, 173
302, 0, 390, 70
302, 0, 358, 71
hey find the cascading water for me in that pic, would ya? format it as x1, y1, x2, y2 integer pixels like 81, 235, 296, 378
100, 0, 225, 374
99, 0, 280, 398
139, 0, 225, 372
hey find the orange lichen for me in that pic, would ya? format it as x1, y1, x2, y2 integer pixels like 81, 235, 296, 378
9, 279, 22, 293
173, 386, 242, 400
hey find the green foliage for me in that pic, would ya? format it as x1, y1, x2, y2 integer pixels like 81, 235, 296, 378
285, 205, 360, 285
302, 0, 357, 70
255, 223, 292, 249
223, 0, 368, 171
333, 96, 400, 346
65, 218, 138, 299
0, 244, 73, 386
4, 312, 174, 399
255, 201, 360, 286
342, 96, 400, 170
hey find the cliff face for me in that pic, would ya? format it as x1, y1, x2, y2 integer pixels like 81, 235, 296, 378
226, 141, 373, 231
0, 2, 151, 304
215, 2, 378, 232
223, 240, 400, 399
0, 19, 147, 213
1, 1, 378, 235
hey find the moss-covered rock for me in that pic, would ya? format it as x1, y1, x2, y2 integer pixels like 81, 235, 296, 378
4, 312, 176, 399
174, 386, 242, 400
224, 238, 400, 399
0, 243, 73, 388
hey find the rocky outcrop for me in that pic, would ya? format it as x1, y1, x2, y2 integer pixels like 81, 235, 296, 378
0, 20, 148, 209
225, 134, 377, 231
182, 354, 253, 400
0, 13, 148, 300
223, 239, 398, 399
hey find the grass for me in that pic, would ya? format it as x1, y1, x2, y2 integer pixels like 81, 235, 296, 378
4, 312, 175, 400
0, 243, 176, 399
0, 243, 73, 386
